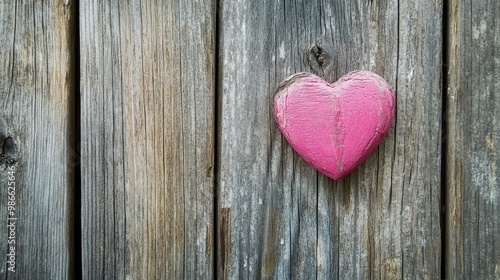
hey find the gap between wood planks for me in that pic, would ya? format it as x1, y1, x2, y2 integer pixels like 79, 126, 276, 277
213, 0, 222, 279
72, 0, 82, 279
441, 0, 450, 278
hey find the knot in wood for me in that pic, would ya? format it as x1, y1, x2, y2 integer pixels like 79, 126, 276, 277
0, 118, 18, 164
307, 43, 332, 76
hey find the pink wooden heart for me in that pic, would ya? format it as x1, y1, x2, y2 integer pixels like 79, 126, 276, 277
274, 71, 395, 180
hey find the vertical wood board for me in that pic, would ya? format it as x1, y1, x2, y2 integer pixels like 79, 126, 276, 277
80, 0, 215, 278
217, 0, 443, 279
0, 1, 77, 278
445, 0, 500, 278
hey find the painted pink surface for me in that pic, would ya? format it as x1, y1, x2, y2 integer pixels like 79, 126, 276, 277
274, 71, 395, 180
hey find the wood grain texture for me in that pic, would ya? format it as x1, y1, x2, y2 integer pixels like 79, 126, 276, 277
445, 0, 500, 278
80, 0, 215, 278
217, 0, 442, 279
0, 0, 77, 278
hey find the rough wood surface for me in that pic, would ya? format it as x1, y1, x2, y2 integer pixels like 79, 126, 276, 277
445, 0, 500, 278
217, 0, 442, 279
80, 0, 215, 279
0, 1, 77, 278
8, 0, 500, 278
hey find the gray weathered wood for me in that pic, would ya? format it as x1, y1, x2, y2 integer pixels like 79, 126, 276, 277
0, 0, 77, 278
80, 0, 215, 278
445, 0, 500, 278
217, 0, 442, 279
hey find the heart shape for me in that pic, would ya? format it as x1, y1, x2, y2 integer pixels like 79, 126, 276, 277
274, 70, 395, 180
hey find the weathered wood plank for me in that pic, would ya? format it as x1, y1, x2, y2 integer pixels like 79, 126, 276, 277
217, 0, 442, 279
80, 0, 215, 278
445, 0, 500, 278
0, 0, 77, 278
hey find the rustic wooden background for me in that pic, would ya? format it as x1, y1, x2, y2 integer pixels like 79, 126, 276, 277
0, 0, 498, 279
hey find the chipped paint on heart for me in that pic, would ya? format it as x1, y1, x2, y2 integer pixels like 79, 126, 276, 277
274, 70, 395, 180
